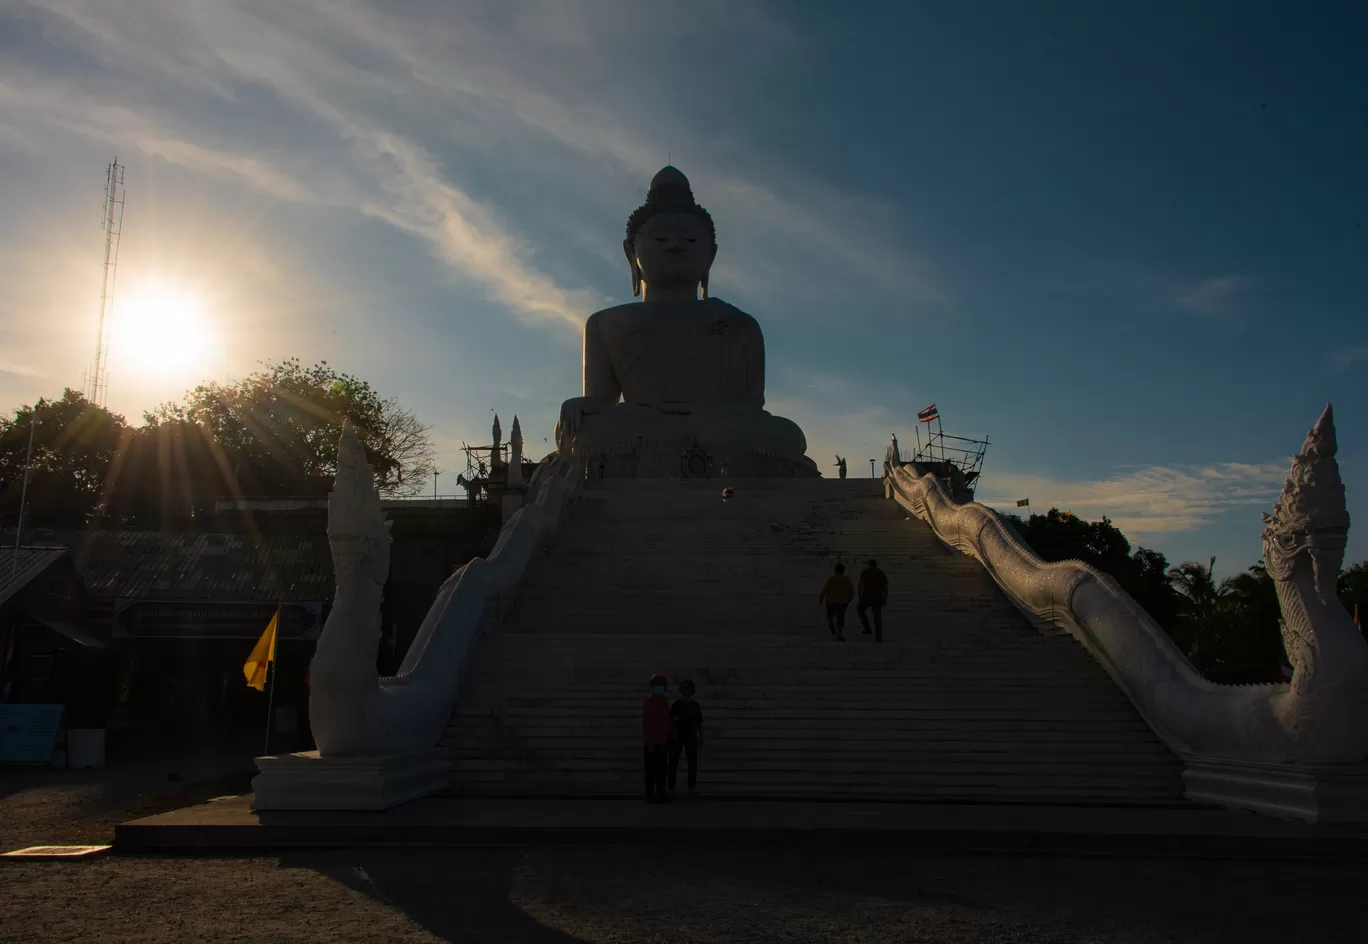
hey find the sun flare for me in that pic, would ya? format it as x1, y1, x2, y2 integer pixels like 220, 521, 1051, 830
112, 286, 216, 378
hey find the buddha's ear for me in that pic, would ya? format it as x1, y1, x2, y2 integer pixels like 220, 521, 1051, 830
701, 243, 718, 300
624, 238, 641, 298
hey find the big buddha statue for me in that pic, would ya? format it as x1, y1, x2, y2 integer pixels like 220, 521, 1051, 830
555, 166, 819, 478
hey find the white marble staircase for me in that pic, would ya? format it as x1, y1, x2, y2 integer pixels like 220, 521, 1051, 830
441, 478, 1185, 803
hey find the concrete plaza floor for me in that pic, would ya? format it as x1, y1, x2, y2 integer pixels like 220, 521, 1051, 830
115, 793, 1368, 859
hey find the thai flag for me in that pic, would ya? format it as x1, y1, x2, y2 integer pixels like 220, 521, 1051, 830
917, 404, 938, 423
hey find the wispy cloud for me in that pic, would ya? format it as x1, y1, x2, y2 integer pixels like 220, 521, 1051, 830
980, 461, 1287, 535
1333, 346, 1368, 369
4, 0, 943, 332
1173, 275, 1252, 316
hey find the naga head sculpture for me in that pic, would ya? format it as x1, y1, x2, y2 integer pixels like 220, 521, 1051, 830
329, 420, 393, 590
1261, 404, 1349, 599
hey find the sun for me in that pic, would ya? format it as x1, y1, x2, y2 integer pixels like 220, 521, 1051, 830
112, 287, 216, 378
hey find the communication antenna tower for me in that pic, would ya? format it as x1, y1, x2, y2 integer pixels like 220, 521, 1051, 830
84, 158, 125, 407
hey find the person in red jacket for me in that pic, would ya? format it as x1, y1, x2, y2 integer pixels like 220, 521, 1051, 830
642, 673, 672, 804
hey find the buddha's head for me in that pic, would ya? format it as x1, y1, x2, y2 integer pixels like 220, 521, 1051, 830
624, 166, 718, 299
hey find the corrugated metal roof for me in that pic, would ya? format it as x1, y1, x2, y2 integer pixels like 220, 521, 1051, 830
0, 546, 70, 609
70, 531, 333, 603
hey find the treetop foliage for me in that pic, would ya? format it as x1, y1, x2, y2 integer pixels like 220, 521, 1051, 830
0, 358, 436, 528
1004, 506, 1365, 685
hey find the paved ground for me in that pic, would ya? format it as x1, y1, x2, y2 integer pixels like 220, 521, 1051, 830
3, 844, 1365, 943
114, 793, 1360, 858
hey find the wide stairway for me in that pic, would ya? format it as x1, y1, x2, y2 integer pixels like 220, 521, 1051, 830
442, 478, 1185, 803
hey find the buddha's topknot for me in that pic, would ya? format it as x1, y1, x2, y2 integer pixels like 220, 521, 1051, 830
625, 165, 717, 249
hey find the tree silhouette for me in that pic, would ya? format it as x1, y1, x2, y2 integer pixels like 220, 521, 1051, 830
2, 359, 437, 530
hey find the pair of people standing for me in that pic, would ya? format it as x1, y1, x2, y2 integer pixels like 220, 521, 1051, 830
818, 560, 889, 641
641, 675, 704, 804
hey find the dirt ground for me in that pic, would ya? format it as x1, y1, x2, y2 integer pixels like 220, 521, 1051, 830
3, 761, 1365, 943
0, 739, 258, 852
3, 844, 1365, 943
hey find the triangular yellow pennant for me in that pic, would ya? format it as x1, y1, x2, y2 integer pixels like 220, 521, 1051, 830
243, 611, 278, 691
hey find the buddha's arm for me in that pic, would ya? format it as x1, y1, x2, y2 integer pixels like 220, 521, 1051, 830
748, 317, 767, 408
583, 312, 622, 407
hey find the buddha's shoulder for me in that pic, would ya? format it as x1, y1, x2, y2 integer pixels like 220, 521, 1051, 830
585, 298, 759, 330
703, 297, 757, 323
585, 302, 639, 332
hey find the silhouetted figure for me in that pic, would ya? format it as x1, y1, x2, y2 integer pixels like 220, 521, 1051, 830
819, 563, 855, 641
642, 673, 671, 803
834, 455, 847, 479
857, 559, 889, 642
668, 679, 704, 797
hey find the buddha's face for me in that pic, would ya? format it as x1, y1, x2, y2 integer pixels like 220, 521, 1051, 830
629, 213, 716, 292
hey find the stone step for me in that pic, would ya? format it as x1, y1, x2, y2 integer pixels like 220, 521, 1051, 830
457, 689, 1132, 702
467, 659, 1095, 673
442, 784, 1184, 801
448, 707, 1149, 722
443, 739, 1176, 758
459, 684, 1132, 697
447, 766, 1182, 788
476, 632, 1072, 645
441, 724, 1163, 742
449, 755, 1178, 773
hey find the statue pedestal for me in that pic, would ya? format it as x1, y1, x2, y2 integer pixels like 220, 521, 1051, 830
1184, 757, 1368, 823
251, 749, 448, 811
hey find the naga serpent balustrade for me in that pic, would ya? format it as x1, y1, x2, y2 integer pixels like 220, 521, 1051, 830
885, 405, 1368, 765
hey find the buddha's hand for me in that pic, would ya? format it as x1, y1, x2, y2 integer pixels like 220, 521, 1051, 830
555, 396, 599, 453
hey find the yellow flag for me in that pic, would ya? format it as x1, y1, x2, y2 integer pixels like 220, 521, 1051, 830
243, 611, 278, 691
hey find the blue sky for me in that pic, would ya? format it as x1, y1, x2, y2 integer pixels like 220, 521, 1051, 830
0, 1, 1364, 575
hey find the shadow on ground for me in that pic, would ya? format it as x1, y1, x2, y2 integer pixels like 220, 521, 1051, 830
273, 844, 1368, 944
281, 848, 585, 943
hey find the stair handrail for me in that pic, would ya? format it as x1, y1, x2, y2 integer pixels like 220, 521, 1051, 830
885, 404, 1368, 765
307, 424, 581, 755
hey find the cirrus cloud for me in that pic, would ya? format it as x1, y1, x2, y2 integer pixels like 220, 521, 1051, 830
980, 461, 1287, 535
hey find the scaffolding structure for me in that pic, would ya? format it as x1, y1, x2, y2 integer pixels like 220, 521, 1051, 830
84, 158, 125, 408
909, 410, 990, 491
456, 440, 511, 502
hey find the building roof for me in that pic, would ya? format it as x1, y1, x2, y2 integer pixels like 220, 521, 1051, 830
70, 531, 333, 603
0, 546, 71, 609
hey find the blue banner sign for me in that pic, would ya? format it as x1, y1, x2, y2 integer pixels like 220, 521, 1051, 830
0, 704, 64, 764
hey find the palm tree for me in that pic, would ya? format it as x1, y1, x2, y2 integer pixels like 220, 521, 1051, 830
1168, 556, 1230, 669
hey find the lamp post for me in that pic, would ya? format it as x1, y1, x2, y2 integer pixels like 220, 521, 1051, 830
868, 458, 876, 478
12, 400, 40, 578
433, 470, 440, 499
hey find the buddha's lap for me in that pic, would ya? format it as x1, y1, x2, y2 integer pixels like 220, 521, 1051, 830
577, 403, 807, 454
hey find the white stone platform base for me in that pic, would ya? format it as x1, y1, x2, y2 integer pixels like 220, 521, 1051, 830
251, 750, 449, 811
1184, 757, 1368, 823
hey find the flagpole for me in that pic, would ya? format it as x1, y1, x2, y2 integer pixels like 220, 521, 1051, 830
262, 603, 280, 756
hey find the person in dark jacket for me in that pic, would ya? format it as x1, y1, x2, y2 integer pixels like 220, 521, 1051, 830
857, 559, 889, 642
642, 673, 671, 803
668, 679, 704, 797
